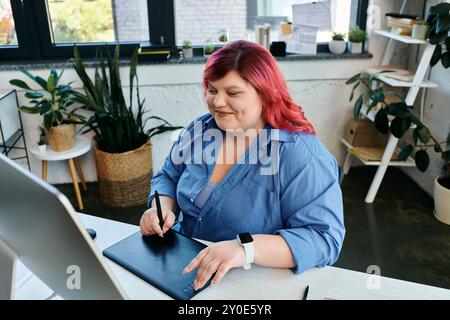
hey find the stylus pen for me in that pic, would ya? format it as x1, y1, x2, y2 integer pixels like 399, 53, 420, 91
154, 191, 164, 231
303, 285, 309, 300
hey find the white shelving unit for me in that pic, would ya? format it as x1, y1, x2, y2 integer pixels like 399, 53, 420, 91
374, 29, 428, 44
366, 72, 437, 88
341, 139, 416, 167
342, 1, 436, 203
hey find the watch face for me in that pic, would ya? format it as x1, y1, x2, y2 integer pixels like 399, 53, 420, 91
239, 232, 253, 244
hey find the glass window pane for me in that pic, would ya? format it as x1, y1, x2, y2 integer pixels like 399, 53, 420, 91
47, 0, 149, 44
175, 0, 354, 46
0, 0, 17, 46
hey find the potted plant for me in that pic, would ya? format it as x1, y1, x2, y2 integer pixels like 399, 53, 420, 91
37, 126, 47, 152
182, 40, 193, 59
426, 3, 450, 68
329, 32, 347, 54
433, 134, 450, 225
71, 44, 182, 207
218, 28, 229, 43
348, 26, 367, 54
411, 20, 429, 40
203, 39, 215, 57
9, 65, 85, 152
347, 72, 450, 224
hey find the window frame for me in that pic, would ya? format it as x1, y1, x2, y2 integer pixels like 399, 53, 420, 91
318, 0, 369, 53
1, 0, 368, 63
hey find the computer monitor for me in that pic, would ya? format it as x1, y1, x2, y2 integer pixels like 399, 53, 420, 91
0, 153, 127, 299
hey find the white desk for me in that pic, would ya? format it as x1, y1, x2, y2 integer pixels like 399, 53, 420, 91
14, 214, 450, 300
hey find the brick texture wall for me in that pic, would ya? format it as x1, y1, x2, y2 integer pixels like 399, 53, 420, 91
112, 0, 248, 45
113, 0, 149, 42
174, 0, 248, 45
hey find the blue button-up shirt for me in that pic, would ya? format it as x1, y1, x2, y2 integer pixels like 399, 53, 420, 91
148, 113, 345, 273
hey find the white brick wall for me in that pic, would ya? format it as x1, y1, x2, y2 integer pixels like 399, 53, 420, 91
112, 0, 248, 45
174, 0, 248, 45
113, 0, 149, 41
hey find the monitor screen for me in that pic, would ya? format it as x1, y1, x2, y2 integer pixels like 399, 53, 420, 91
0, 153, 127, 299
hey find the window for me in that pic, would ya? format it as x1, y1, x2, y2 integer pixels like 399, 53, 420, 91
0, 0, 29, 60
174, 0, 366, 46
249, 0, 354, 43
0, 0, 17, 46
46, 0, 150, 44
1, 0, 367, 62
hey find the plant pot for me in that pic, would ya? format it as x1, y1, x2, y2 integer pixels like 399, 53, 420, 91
204, 48, 214, 58
348, 41, 363, 54
411, 24, 429, 40
38, 144, 47, 152
182, 47, 193, 58
45, 123, 76, 152
94, 139, 153, 207
434, 176, 450, 225
329, 40, 347, 54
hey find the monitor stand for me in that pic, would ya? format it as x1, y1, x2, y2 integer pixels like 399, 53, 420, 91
0, 238, 18, 300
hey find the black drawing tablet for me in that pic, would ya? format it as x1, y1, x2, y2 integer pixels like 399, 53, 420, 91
103, 229, 209, 300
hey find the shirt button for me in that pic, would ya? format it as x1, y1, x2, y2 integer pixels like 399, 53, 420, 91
190, 197, 194, 203
198, 218, 202, 222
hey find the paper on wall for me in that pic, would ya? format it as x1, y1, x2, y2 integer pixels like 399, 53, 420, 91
292, 0, 332, 31
286, 24, 318, 55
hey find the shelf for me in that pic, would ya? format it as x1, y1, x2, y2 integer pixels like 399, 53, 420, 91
371, 73, 437, 88
374, 29, 428, 44
341, 138, 416, 167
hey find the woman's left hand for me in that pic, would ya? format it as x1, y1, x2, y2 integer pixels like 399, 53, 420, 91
182, 240, 246, 290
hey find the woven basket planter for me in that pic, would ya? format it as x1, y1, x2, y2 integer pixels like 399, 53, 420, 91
46, 123, 76, 152
94, 139, 153, 207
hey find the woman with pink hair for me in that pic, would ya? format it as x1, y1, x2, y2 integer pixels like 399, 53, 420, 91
141, 40, 345, 291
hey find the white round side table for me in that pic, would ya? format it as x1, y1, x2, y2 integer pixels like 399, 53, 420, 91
30, 135, 91, 210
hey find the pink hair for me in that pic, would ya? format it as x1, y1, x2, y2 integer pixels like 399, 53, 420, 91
202, 40, 315, 134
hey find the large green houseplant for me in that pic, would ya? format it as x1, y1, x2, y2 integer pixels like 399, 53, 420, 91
346, 73, 449, 174
71, 44, 182, 207
9, 65, 85, 151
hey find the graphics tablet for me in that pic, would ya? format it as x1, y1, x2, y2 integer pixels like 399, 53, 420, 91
103, 229, 210, 300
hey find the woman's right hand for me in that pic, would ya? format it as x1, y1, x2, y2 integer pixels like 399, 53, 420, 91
140, 206, 176, 237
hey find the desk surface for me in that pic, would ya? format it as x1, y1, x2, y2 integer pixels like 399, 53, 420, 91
14, 213, 450, 300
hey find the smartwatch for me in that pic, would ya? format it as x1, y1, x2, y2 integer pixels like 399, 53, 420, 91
237, 232, 254, 270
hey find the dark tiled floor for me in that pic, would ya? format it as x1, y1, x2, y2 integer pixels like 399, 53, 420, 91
55, 166, 450, 290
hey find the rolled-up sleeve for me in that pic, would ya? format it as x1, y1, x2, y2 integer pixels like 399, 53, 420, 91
274, 149, 345, 274
147, 131, 186, 209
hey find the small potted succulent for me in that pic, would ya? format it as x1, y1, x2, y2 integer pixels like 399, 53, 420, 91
329, 32, 347, 54
218, 28, 229, 43
348, 26, 367, 54
182, 40, 193, 59
203, 38, 215, 57
411, 20, 429, 40
37, 126, 47, 152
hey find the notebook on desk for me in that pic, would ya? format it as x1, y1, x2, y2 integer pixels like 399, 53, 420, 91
103, 229, 209, 300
